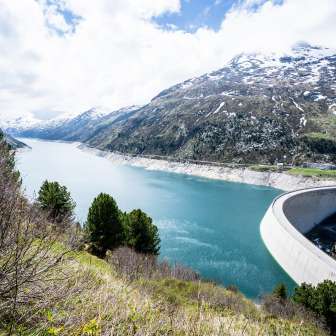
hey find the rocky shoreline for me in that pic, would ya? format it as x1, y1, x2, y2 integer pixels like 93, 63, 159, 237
80, 144, 336, 191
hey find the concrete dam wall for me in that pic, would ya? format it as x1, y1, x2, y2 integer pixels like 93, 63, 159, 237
260, 186, 336, 285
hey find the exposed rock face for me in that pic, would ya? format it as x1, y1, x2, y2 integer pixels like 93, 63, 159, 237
8, 43, 336, 164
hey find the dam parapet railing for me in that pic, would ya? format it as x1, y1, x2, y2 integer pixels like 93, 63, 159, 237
260, 186, 336, 285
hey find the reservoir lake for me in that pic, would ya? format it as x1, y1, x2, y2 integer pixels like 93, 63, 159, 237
17, 138, 296, 299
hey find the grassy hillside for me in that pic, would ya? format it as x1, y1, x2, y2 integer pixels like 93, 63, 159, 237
288, 167, 336, 178
1, 245, 326, 336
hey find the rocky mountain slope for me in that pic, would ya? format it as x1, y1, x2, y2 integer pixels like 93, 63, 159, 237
0, 130, 28, 149
7, 43, 336, 164
86, 44, 336, 164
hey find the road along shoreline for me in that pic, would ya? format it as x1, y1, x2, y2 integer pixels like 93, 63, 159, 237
79, 144, 336, 191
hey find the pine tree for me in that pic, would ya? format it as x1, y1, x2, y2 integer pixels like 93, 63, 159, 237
273, 283, 287, 300
37, 180, 75, 223
85, 193, 123, 257
127, 209, 160, 255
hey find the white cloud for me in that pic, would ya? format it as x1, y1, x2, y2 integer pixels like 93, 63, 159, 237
0, 0, 336, 121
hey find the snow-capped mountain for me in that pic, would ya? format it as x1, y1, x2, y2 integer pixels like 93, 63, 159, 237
7, 43, 336, 164
1, 113, 75, 135
8, 105, 142, 142
1, 116, 39, 133
84, 43, 336, 164
155, 43, 336, 111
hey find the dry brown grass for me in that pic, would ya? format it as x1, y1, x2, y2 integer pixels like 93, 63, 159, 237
0, 245, 326, 336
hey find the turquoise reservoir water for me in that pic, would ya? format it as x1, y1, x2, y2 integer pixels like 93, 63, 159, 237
16, 138, 296, 298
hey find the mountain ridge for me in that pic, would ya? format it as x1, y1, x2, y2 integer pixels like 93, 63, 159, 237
6, 44, 336, 164
9, 106, 142, 142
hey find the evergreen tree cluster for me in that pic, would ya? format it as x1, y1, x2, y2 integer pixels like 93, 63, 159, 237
269, 281, 336, 333
293, 280, 336, 333
85, 193, 160, 257
36, 180, 160, 258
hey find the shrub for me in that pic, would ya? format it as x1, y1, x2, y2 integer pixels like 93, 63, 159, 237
0, 137, 69, 332
85, 193, 124, 257
108, 247, 199, 282
262, 295, 325, 330
293, 280, 336, 333
261, 283, 327, 330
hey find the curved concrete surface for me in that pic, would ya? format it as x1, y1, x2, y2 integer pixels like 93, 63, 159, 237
260, 186, 336, 285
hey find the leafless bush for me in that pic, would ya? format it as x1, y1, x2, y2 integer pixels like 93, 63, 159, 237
107, 246, 199, 282
262, 295, 296, 318
0, 140, 71, 333
197, 287, 253, 315
262, 294, 326, 331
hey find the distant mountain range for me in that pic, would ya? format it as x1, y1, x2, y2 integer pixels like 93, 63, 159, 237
8, 106, 142, 143
5, 43, 336, 164
0, 130, 28, 149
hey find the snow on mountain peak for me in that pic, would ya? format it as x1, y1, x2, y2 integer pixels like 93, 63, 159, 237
0, 115, 40, 130
228, 44, 335, 69
84, 106, 113, 119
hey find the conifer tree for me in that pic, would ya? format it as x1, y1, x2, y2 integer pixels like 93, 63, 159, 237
273, 283, 287, 300
127, 209, 160, 255
85, 193, 123, 257
38, 180, 75, 223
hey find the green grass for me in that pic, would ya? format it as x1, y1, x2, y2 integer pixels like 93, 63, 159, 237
248, 162, 336, 179
249, 165, 280, 172
138, 278, 259, 317
310, 115, 336, 139
288, 167, 336, 178
304, 132, 335, 140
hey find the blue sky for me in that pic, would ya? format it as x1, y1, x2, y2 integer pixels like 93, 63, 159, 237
155, 0, 238, 32
42, 0, 81, 34
47, 0, 283, 35
154, 0, 284, 32
45, 0, 239, 35
45, 0, 240, 34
